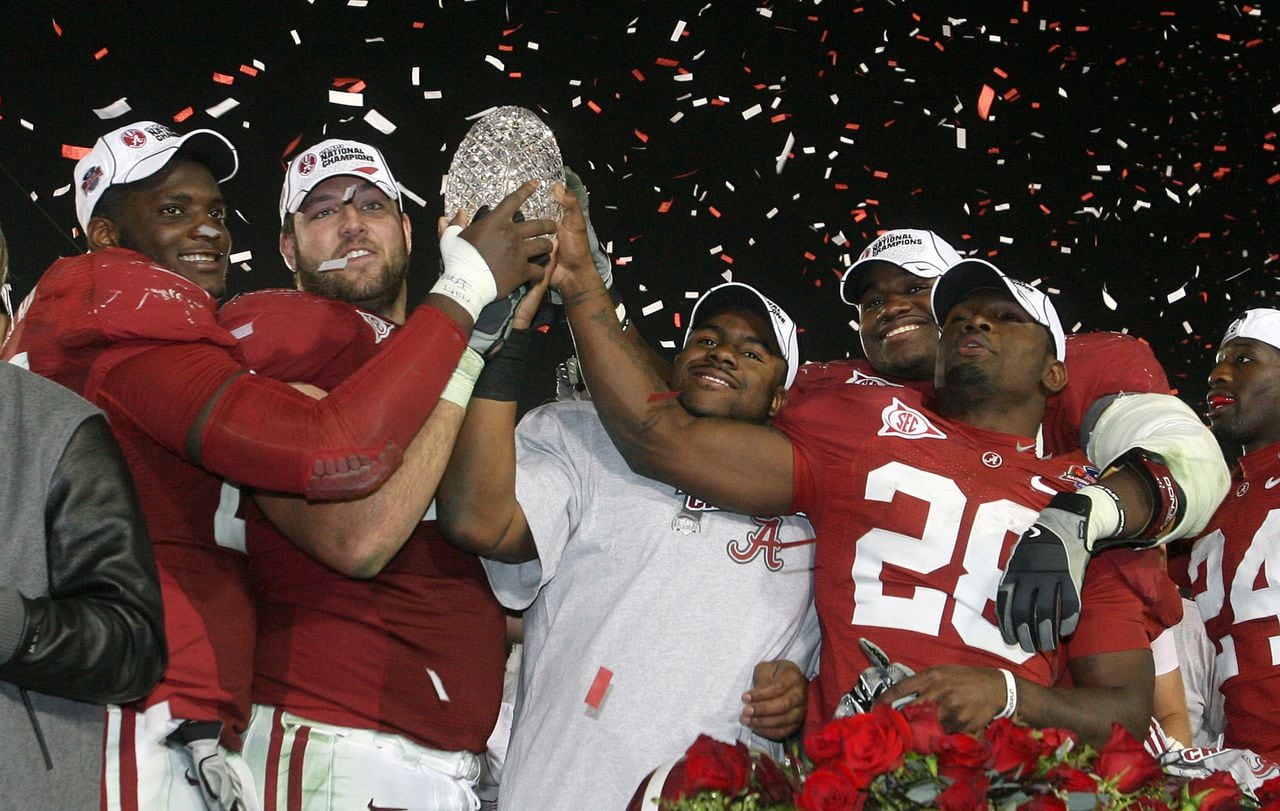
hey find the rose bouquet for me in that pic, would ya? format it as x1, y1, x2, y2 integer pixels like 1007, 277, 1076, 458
629, 703, 1280, 810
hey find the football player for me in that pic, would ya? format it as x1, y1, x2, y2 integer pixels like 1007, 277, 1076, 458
548, 190, 1169, 746
798, 229, 1227, 654
1, 121, 551, 811
1190, 308, 1280, 763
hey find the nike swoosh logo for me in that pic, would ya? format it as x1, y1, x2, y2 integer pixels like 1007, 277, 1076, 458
1025, 526, 1042, 539
1267, 477, 1280, 489
1017, 441, 1036, 452
1030, 476, 1057, 495
368, 802, 408, 811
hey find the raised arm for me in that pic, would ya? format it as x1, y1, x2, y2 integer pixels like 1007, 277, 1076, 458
435, 283, 548, 563
549, 184, 794, 517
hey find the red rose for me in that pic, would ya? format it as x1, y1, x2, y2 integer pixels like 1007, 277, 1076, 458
796, 765, 866, 811
1035, 726, 1079, 756
805, 719, 847, 765
984, 718, 1041, 777
935, 732, 991, 783
1043, 762, 1096, 793
1019, 795, 1068, 811
680, 734, 751, 796
838, 704, 912, 780
751, 751, 797, 803
1095, 724, 1162, 794
1187, 771, 1244, 811
898, 700, 947, 754
934, 772, 989, 811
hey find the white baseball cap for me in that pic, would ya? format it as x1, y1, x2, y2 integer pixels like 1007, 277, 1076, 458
75, 121, 238, 233
931, 258, 1067, 362
1221, 308, 1280, 351
839, 228, 963, 306
279, 139, 400, 222
685, 282, 800, 389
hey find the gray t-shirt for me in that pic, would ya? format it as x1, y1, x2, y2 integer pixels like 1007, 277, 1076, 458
485, 402, 818, 811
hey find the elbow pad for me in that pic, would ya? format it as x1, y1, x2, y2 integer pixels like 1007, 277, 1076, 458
1082, 393, 1229, 543
200, 304, 467, 500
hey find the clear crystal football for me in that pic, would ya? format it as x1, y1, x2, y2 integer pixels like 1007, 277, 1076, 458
443, 106, 565, 222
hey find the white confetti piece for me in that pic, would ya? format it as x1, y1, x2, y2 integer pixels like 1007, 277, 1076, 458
364, 108, 396, 134
956, 128, 966, 149
674, 72, 694, 82
229, 323, 254, 340
670, 20, 686, 41
1102, 285, 1118, 311
423, 90, 442, 100
206, 98, 240, 118
741, 103, 762, 120
94, 97, 132, 119
52, 183, 71, 197
1165, 188, 1180, 203
290, 29, 301, 45
329, 90, 363, 107
641, 300, 664, 317
229, 250, 252, 263
1182, 322, 1193, 334
398, 183, 427, 208
411, 67, 420, 85
659, 340, 676, 349
426, 668, 450, 702
485, 54, 505, 71
1167, 285, 1186, 304
775, 132, 795, 175
318, 258, 349, 272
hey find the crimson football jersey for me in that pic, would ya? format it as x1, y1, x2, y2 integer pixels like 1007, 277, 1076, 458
1189, 443, 1280, 761
778, 385, 1160, 725
219, 290, 507, 753
786, 332, 1170, 457
3, 249, 254, 746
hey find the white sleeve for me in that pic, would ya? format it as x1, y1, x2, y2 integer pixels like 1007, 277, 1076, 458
1082, 392, 1229, 540
1150, 626, 1179, 676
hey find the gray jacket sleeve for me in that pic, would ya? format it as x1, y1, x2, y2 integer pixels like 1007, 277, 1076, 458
0, 414, 166, 704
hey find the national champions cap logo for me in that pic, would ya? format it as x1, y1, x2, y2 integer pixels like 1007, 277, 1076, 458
80, 165, 103, 195
298, 153, 318, 176
860, 231, 923, 261
120, 128, 148, 149
877, 397, 947, 440
318, 143, 377, 170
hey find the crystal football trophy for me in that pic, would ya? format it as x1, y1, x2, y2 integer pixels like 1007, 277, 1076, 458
443, 106, 566, 222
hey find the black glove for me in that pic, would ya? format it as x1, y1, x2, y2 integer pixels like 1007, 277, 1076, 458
833, 639, 915, 718
996, 491, 1092, 653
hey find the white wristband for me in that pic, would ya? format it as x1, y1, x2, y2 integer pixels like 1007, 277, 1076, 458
994, 668, 1018, 720
433, 225, 498, 323
1079, 483, 1125, 551
440, 348, 484, 408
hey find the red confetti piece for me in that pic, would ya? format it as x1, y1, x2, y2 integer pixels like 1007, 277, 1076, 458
412, 21, 424, 29
281, 133, 303, 158
647, 391, 681, 402
993, 67, 1009, 79
61, 144, 91, 160
1216, 33, 1231, 41
173, 106, 194, 123
634, 129, 649, 143
585, 667, 613, 708
631, 68, 645, 81
977, 85, 995, 120
239, 64, 259, 77
212, 72, 234, 85
707, 206, 721, 218
509, 72, 523, 79
1267, 174, 1280, 186
657, 199, 673, 213
655, 57, 679, 67
673, 313, 682, 329
769, 113, 788, 123
872, 170, 889, 179
719, 254, 733, 264
587, 100, 602, 113
498, 44, 514, 52
94, 47, 109, 60
51, 18, 62, 36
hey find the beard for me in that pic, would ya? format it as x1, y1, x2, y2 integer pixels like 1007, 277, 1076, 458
295, 244, 408, 318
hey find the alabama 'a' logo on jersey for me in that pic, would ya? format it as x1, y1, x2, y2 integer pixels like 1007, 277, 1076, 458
358, 311, 395, 344
845, 369, 903, 387
877, 397, 946, 440
727, 516, 796, 571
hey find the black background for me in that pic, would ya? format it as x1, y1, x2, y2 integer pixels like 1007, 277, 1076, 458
1, 1, 1276, 413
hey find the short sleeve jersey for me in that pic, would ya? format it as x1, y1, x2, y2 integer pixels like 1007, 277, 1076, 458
1189, 443, 1280, 761
786, 331, 1170, 457
218, 290, 506, 753
777, 384, 1160, 724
